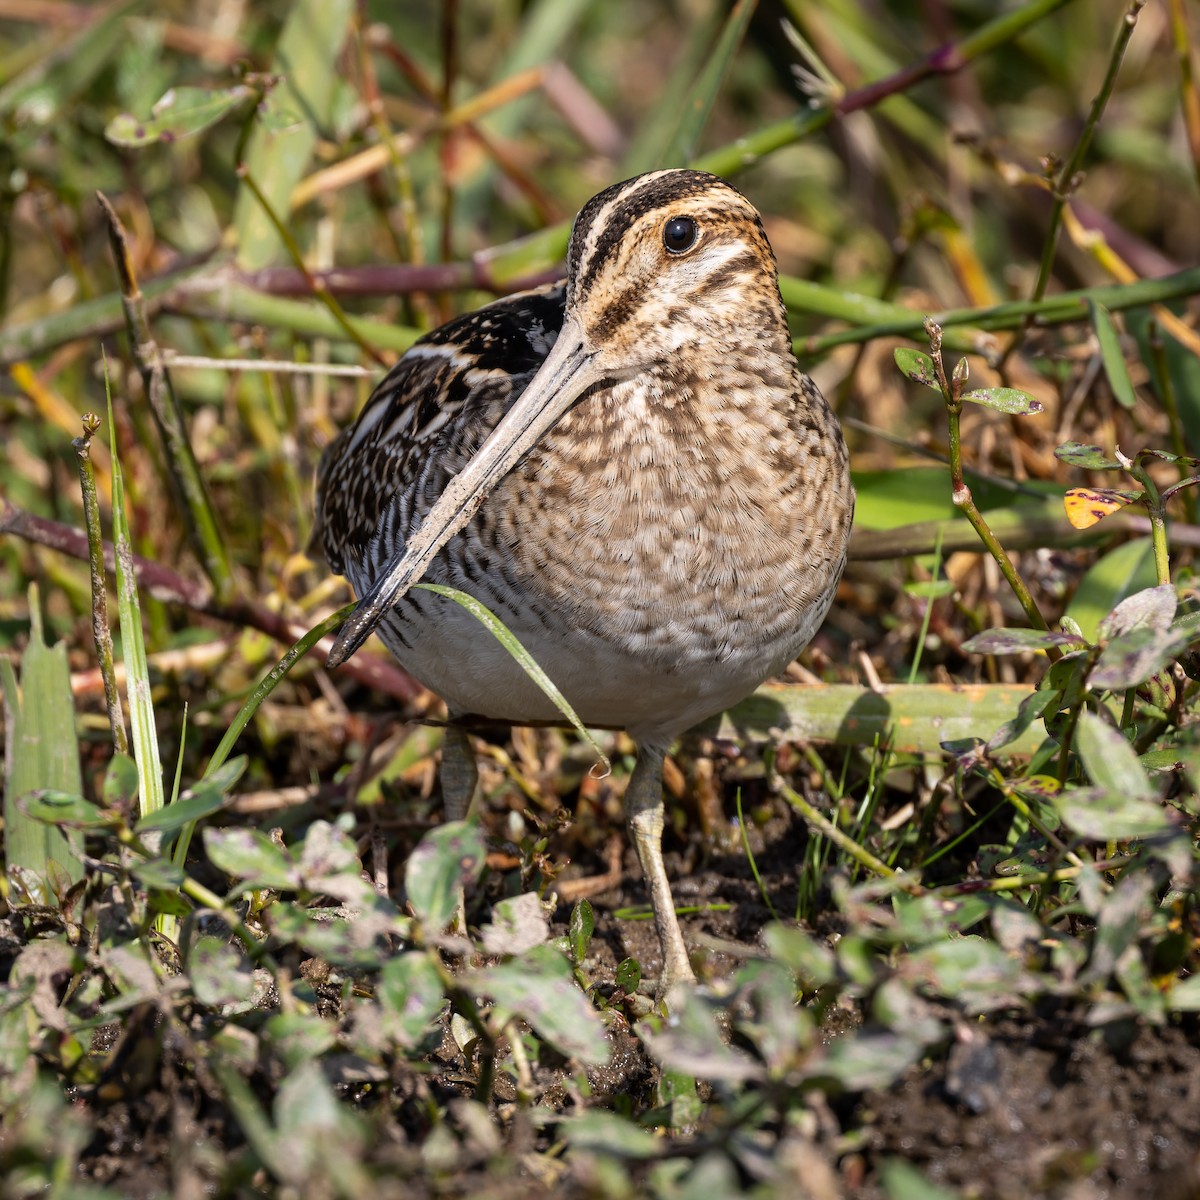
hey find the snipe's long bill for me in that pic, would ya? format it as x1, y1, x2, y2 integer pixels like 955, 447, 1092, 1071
314, 168, 854, 997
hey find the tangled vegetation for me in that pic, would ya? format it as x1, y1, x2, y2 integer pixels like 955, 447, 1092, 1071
2, 2, 1199, 1197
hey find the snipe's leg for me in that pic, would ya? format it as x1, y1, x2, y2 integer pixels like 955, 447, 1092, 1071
440, 723, 481, 821
439, 722, 481, 934
625, 741, 696, 996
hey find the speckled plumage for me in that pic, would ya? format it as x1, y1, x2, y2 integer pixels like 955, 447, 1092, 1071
314, 169, 854, 994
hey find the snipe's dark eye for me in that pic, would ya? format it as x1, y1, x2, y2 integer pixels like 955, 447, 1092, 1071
663, 216, 698, 254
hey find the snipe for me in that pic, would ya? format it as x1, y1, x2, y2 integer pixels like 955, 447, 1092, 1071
314, 169, 854, 996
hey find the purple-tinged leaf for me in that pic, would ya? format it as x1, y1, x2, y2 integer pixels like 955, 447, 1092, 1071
639, 987, 763, 1082
1075, 712, 1153, 801
405, 821, 485, 933
204, 827, 298, 891
1091, 625, 1195, 690
1054, 786, 1172, 840
1098, 584, 1177, 640
468, 943, 610, 1065
1054, 442, 1123, 471
962, 627, 1086, 655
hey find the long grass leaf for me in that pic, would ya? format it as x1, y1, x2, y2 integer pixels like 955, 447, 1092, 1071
233, 0, 356, 269
1, 586, 84, 902
660, 0, 758, 167
105, 373, 163, 820
416, 583, 611, 775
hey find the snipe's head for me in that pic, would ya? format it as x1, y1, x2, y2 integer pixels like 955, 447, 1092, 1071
327, 169, 791, 667
564, 169, 788, 367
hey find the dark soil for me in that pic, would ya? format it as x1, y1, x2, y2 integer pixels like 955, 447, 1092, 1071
70, 796, 1200, 1200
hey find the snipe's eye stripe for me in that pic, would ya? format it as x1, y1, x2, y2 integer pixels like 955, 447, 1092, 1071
568, 169, 717, 299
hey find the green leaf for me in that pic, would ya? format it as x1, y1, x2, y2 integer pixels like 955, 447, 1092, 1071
134, 785, 231, 837
904, 937, 1029, 1011
809, 1031, 924, 1091
107, 378, 164, 825
105, 84, 254, 147
639, 988, 763, 1082
893, 347, 941, 390
1075, 712, 1153, 800
404, 821, 485, 933
614, 957, 642, 993
903, 579, 956, 599
566, 1110, 660, 1159
1055, 441, 1124, 471
961, 387, 1044, 415
103, 752, 140, 808
376, 953, 446, 1048
189, 935, 256, 1008
19, 791, 116, 830
204, 827, 298, 891
132, 857, 187, 890
135, 755, 245, 839
480, 892, 550, 956
762, 922, 836, 988
1088, 300, 1138, 410
962, 627, 1084, 654
880, 1159, 963, 1200
568, 899, 594, 964
2, 591, 84, 899
986, 687, 1061, 753
1166, 974, 1200, 1012
468, 943, 610, 1065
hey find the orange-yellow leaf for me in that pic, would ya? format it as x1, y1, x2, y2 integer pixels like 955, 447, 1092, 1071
1063, 487, 1136, 529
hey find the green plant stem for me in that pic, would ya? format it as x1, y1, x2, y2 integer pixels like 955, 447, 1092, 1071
927, 321, 1057, 650
1129, 463, 1171, 585
696, 0, 1075, 182
793, 266, 1200, 358
735, 789, 779, 922
72, 413, 128, 757
928, 856, 1133, 897
775, 777, 916, 889
201, 604, 356, 782
907, 521, 946, 686
236, 166, 389, 367
1028, 0, 1146, 306
96, 192, 235, 603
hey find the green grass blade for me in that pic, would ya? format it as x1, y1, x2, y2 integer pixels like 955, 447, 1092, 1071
620, 6, 724, 174
1087, 299, 1138, 410
660, 0, 758, 167
1, 587, 84, 902
105, 380, 163, 821
233, 0, 356, 269
416, 583, 611, 774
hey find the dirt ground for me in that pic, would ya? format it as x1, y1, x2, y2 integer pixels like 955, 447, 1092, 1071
70, 797, 1200, 1200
